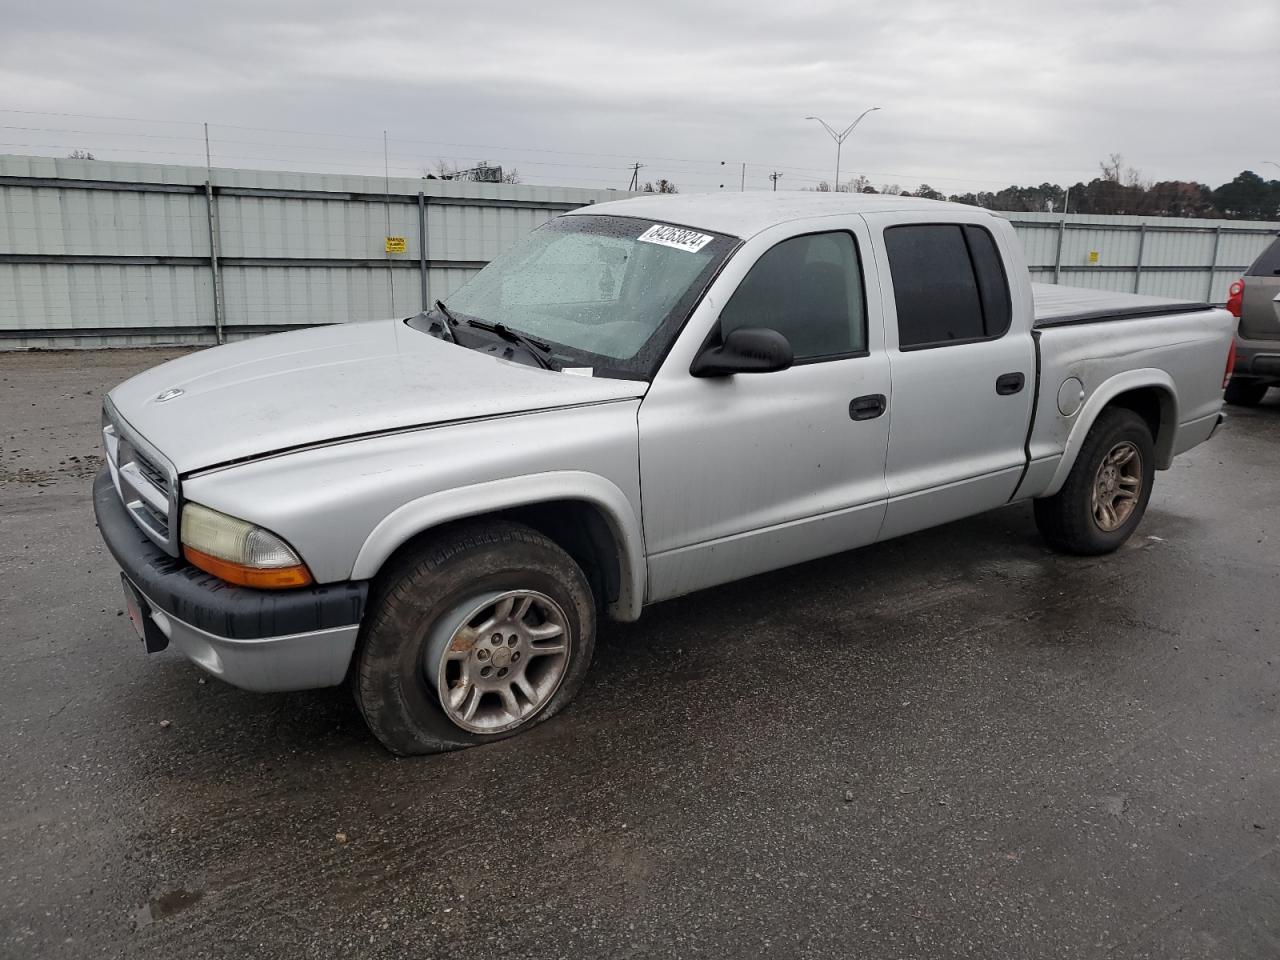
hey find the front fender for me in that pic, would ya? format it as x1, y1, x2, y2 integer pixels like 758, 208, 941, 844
1041, 368, 1178, 498
350, 471, 647, 621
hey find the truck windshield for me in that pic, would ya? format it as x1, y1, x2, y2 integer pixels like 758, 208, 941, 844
412, 214, 737, 378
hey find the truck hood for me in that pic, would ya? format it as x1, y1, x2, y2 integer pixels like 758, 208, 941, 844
108, 319, 647, 473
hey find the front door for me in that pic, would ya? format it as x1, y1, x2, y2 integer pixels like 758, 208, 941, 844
639, 224, 892, 602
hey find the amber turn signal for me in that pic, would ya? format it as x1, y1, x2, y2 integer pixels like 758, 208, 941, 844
180, 502, 314, 590
183, 545, 313, 589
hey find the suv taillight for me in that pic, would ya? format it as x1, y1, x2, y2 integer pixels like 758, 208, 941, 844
1224, 339, 1237, 389
1226, 279, 1244, 318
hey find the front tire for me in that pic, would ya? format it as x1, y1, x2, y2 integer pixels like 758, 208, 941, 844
1224, 378, 1269, 407
353, 521, 597, 755
1034, 407, 1155, 556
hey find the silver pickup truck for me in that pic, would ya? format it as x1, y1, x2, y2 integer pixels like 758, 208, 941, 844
95, 193, 1235, 754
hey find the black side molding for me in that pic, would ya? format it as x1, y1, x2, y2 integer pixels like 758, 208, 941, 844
1034, 301, 1214, 328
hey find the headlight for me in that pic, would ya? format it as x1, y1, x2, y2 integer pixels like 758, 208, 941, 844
180, 503, 313, 589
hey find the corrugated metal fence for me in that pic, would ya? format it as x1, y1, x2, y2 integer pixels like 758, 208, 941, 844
1009, 211, 1277, 302
2, 154, 1277, 349
0, 154, 625, 348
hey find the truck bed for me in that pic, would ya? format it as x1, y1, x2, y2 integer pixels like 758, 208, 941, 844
1032, 283, 1213, 328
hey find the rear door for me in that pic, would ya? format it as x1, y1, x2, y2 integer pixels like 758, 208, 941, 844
866, 215, 1035, 541
1240, 237, 1280, 341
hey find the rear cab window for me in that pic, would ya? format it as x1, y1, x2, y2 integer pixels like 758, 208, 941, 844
884, 223, 1012, 350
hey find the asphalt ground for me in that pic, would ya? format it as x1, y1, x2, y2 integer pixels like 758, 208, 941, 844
2, 348, 1278, 960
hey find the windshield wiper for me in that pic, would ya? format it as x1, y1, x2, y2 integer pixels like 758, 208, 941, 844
429, 299, 459, 343
462, 317, 556, 370
434, 299, 458, 327
410, 299, 459, 343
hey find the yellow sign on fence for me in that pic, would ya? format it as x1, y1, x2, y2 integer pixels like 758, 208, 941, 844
1087, 250, 1100, 264
385, 236, 407, 254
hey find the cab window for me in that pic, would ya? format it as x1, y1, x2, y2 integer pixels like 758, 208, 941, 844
719, 231, 867, 361
885, 224, 1012, 349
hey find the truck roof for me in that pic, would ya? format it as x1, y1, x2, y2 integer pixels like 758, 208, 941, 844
567, 190, 987, 239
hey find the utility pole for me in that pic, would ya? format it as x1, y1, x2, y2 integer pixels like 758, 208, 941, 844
627, 163, 644, 191
721, 161, 747, 191
383, 130, 395, 312
202, 122, 225, 345
769, 171, 783, 191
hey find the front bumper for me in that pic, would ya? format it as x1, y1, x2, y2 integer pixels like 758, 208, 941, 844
93, 467, 368, 692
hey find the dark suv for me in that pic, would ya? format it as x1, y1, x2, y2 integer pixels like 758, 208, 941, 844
1226, 234, 1280, 406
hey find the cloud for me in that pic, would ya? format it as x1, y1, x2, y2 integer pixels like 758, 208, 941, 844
1, 0, 1277, 193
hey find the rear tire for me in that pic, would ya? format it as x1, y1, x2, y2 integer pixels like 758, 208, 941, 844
353, 521, 596, 755
1224, 378, 1269, 407
1034, 407, 1155, 556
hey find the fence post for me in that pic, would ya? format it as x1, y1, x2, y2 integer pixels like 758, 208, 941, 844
203, 180, 225, 345
1205, 226, 1222, 301
418, 191, 429, 310
1133, 223, 1146, 294
1053, 219, 1066, 285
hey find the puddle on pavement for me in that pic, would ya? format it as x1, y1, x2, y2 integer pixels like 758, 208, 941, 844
132, 888, 203, 929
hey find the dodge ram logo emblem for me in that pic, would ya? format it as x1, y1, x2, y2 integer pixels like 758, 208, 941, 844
154, 388, 185, 403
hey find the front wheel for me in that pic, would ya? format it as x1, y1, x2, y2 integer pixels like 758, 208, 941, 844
353, 521, 597, 755
1034, 407, 1156, 555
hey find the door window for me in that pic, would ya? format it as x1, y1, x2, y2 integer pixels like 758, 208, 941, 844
719, 231, 867, 361
885, 224, 1012, 349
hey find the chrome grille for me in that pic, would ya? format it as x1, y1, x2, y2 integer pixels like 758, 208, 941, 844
102, 399, 181, 556
133, 453, 169, 493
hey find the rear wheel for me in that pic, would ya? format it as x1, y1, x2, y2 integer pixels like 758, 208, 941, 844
1034, 407, 1155, 555
1224, 378, 1269, 407
353, 521, 596, 755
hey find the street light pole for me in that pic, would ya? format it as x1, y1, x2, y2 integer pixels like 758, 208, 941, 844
805, 107, 881, 190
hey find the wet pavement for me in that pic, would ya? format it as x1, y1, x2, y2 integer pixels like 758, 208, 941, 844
2, 348, 1278, 960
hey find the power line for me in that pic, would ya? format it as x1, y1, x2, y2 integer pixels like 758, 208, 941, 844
0, 107, 202, 125
0, 106, 1106, 193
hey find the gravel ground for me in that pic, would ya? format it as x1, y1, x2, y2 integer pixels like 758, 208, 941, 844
2, 347, 1278, 960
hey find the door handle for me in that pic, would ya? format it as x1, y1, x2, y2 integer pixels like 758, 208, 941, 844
996, 372, 1025, 396
849, 394, 887, 421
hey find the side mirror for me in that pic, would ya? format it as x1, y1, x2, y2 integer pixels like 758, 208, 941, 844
690, 327, 794, 378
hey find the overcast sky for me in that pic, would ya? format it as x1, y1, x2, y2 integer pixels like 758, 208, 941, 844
1, 0, 1277, 194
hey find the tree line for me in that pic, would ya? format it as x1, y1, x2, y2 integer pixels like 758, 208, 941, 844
811, 155, 1280, 221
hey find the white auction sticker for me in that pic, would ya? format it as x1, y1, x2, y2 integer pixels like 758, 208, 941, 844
637, 224, 714, 253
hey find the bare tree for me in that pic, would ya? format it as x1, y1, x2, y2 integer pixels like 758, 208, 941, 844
807, 177, 871, 193
424, 159, 458, 179
66, 149, 96, 160
1100, 153, 1146, 188
643, 179, 678, 194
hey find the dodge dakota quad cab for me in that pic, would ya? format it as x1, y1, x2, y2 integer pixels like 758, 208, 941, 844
94, 193, 1236, 755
